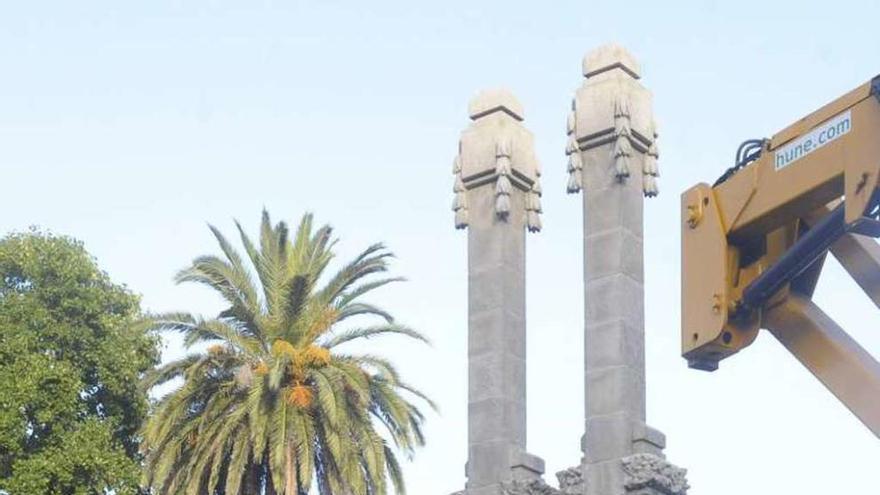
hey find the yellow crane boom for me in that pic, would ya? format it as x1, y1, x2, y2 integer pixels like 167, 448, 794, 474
681, 76, 880, 437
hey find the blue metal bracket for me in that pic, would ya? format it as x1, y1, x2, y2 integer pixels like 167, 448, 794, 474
741, 193, 880, 312
873, 75, 880, 103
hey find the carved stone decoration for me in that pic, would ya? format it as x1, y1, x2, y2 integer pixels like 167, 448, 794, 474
453, 155, 469, 229
643, 123, 660, 197
526, 159, 543, 233
495, 139, 514, 217
501, 479, 563, 495
611, 93, 633, 180
565, 101, 583, 194
621, 454, 689, 495
453, 88, 543, 233
566, 44, 661, 199
525, 189, 542, 231
555, 466, 585, 495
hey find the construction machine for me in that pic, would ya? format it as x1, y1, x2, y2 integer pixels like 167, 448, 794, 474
681, 75, 880, 437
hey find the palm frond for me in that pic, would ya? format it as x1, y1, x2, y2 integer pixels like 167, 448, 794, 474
337, 277, 405, 307
141, 354, 202, 391
322, 324, 430, 349
336, 302, 395, 324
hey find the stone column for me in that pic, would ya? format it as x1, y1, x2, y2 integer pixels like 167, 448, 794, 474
563, 45, 687, 495
452, 89, 546, 495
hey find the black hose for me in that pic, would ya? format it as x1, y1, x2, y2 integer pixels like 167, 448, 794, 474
713, 138, 769, 187
735, 139, 765, 166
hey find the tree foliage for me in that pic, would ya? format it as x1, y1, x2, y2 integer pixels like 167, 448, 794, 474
142, 212, 433, 495
0, 230, 160, 494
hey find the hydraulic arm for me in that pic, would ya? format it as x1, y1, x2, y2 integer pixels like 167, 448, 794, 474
681, 76, 880, 437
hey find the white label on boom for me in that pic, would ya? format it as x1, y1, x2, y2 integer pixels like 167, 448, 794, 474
775, 110, 852, 171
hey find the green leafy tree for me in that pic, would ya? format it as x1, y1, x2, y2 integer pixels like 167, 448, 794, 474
142, 212, 433, 495
0, 230, 160, 494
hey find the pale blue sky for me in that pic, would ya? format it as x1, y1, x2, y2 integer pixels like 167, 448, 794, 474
3, 1, 880, 494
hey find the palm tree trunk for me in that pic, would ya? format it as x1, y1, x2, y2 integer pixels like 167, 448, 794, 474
243, 465, 261, 495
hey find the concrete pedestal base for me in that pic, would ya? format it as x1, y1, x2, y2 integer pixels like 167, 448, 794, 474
558, 453, 687, 495
460, 448, 546, 495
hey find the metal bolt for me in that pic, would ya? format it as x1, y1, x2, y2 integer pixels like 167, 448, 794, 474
687, 204, 702, 228
856, 172, 870, 195
711, 294, 722, 314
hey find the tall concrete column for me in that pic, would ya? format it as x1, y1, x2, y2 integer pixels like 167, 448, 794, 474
563, 45, 687, 495
452, 89, 546, 495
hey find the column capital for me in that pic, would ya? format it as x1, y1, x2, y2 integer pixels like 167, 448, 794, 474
468, 88, 525, 121
583, 44, 642, 80
566, 45, 659, 197
453, 88, 542, 232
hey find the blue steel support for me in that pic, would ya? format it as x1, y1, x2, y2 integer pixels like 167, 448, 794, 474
873, 75, 880, 103
743, 193, 880, 311
741, 204, 846, 311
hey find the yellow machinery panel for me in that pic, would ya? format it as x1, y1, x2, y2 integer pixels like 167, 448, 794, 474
682, 77, 880, 368
681, 75, 880, 436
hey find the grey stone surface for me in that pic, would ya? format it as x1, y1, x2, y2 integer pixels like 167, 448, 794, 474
585, 460, 626, 495
585, 320, 643, 371
511, 451, 546, 481
556, 466, 585, 495
501, 479, 564, 495
580, 455, 688, 495
582, 44, 641, 79
584, 228, 643, 283
454, 89, 545, 495
575, 45, 649, 463
631, 424, 666, 458
566, 45, 686, 495
583, 413, 632, 464
455, 482, 561, 495
621, 454, 688, 495
469, 88, 526, 121
585, 367, 644, 419
584, 275, 645, 329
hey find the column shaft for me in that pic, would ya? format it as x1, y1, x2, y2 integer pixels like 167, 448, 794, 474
467, 191, 528, 491
582, 146, 646, 463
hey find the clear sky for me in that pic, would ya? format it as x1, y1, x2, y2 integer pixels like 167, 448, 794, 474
3, 1, 880, 493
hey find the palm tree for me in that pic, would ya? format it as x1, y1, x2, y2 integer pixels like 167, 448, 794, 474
141, 211, 433, 495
